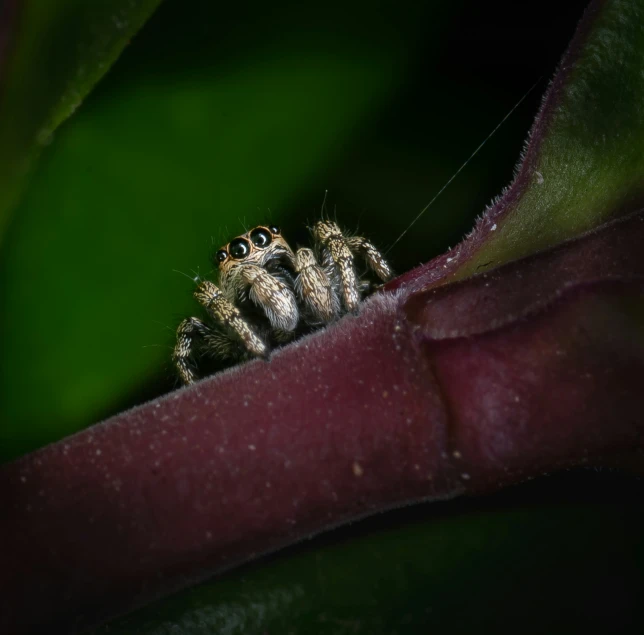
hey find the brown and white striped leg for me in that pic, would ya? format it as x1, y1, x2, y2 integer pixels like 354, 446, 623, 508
347, 236, 393, 282
174, 317, 246, 385
194, 280, 267, 357
173, 317, 210, 385
294, 247, 339, 323
173, 317, 249, 385
312, 220, 360, 312
236, 264, 299, 332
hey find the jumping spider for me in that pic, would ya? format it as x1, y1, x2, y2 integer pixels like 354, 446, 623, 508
173, 220, 393, 385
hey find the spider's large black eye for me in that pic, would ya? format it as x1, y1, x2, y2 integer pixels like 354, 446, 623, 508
250, 227, 272, 248
215, 249, 228, 264
268, 225, 280, 235
229, 237, 250, 259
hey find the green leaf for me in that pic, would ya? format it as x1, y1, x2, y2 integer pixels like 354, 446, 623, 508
98, 497, 644, 634
0, 0, 163, 241
452, 0, 644, 280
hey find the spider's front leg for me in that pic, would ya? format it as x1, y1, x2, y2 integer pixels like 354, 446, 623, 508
173, 316, 242, 385
294, 247, 339, 324
312, 220, 362, 312
193, 280, 268, 356
347, 236, 393, 283
174, 281, 268, 384
174, 317, 208, 386
233, 265, 299, 333
312, 220, 393, 312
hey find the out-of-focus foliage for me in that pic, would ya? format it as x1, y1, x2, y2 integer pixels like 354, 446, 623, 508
0, 0, 162, 240
98, 490, 644, 635
456, 0, 644, 280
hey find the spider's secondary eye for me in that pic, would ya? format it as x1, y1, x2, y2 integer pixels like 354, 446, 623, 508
215, 249, 228, 263
250, 227, 272, 248
229, 238, 250, 259
268, 225, 280, 235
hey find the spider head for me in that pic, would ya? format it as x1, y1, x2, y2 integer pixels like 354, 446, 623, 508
215, 225, 293, 275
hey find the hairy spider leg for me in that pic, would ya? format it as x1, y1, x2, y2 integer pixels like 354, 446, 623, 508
294, 247, 339, 324
195, 280, 267, 355
232, 264, 299, 333
347, 236, 393, 282
173, 317, 234, 385
313, 220, 361, 313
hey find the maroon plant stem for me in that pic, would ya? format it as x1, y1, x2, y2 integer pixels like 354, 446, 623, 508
1, 291, 460, 633
1, 211, 644, 633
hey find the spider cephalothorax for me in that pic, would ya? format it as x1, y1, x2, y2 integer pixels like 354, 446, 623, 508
173, 220, 392, 385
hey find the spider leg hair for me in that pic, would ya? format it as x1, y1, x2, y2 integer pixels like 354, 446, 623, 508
294, 247, 339, 323
312, 220, 360, 313
173, 317, 210, 385
347, 236, 393, 282
236, 264, 299, 332
194, 280, 268, 357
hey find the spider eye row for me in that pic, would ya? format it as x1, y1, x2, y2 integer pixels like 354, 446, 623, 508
215, 225, 281, 264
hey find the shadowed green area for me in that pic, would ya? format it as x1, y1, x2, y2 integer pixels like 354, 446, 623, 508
0, 0, 162, 240
454, 0, 644, 280
97, 498, 644, 634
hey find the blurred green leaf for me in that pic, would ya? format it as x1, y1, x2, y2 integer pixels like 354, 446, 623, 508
0, 0, 448, 460
98, 499, 644, 634
454, 0, 644, 280
0, 0, 162, 241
